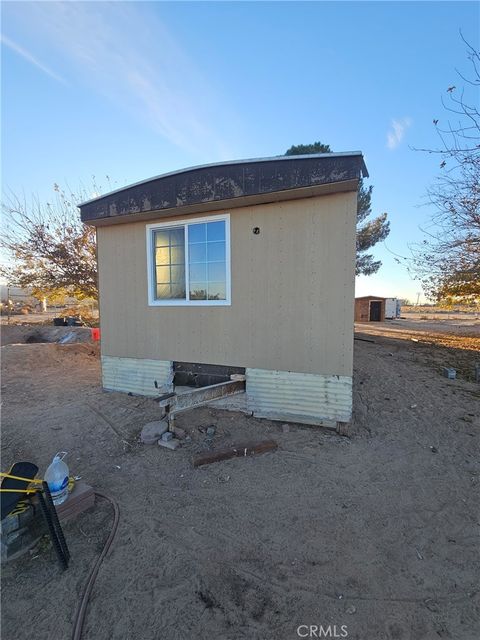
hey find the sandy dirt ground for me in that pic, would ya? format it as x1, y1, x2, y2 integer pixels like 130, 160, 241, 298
1, 324, 479, 640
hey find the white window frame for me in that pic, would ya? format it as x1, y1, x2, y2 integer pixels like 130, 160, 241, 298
146, 213, 231, 306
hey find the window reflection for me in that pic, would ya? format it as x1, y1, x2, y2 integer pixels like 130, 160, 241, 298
153, 227, 186, 300
152, 219, 227, 302
188, 221, 226, 301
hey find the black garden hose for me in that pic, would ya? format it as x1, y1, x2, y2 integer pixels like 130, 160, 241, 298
71, 491, 120, 640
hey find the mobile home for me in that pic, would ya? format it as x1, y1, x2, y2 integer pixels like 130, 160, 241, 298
79, 152, 368, 428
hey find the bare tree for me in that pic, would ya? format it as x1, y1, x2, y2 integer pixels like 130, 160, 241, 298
0, 181, 104, 300
412, 35, 480, 305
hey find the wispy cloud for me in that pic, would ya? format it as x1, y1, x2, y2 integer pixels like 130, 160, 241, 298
1, 33, 66, 84
386, 117, 412, 150
2, 3, 237, 158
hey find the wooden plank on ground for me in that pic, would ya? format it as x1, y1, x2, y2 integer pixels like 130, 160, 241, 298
192, 439, 278, 467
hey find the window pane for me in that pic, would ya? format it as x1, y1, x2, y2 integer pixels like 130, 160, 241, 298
206, 221, 225, 242
207, 241, 225, 262
156, 283, 171, 299
189, 243, 206, 263
189, 283, 207, 300
170, 245, 185, 265
153, 227, 186, 300
154, 230, 171, 247
155, 246, 170, 266
170, 265, 185, 284
170, 282, 186, 299
208, 282, 226, 300
189, 223, 206, 244
189, 263, 207, 282
207, 262, 226, 282
156, 266, 171, 284
169, 227, 185, 246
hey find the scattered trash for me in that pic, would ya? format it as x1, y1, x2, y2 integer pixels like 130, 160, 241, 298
424, 598, 439, 613
206, 426, 216, 437
410, 404, 417, 409
114, 465, 121, 470
218, 475, 231, 483
44, 452, 69, 506
345, 605, 356, 615
53, 316, 84, 327
443, 367, 456, 380
430, 446, 438, 453
57, 332, 77, 344
415, 548, 424, 560
411, 338, 419, 343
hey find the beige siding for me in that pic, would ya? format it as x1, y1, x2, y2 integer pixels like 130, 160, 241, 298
96, 191, 357, 376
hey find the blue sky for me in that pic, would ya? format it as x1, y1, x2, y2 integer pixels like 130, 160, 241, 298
2, 1, 479, 301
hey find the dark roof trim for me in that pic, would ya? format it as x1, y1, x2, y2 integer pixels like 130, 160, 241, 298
80, 152, 368, 225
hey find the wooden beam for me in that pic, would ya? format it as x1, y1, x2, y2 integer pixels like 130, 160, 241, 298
192, 439, 278, 467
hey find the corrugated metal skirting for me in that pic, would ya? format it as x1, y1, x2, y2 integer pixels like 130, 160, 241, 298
246, 368, 352, 426
101, 356, 173, 397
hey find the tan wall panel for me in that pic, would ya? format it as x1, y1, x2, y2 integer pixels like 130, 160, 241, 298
96, 191, 357, 376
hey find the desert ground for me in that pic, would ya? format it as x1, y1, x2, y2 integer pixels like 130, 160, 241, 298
1, 319, 479, 640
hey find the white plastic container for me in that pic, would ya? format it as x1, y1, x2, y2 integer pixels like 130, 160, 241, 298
44, 452, 69, 506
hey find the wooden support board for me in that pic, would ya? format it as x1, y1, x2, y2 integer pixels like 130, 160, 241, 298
192, 439, 277, 467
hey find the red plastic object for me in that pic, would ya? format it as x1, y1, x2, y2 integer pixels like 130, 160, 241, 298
91, 328, 100, 341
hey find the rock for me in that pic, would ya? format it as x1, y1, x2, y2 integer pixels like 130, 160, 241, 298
158, 438, 180, 450
206, 426, 216, 437
140, 420, 168, 444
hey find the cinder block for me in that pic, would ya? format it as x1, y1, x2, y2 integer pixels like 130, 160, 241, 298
443, 367, 456, 379
161, 431, 173, 442
56, 481, 95, 521
158, 438, 180, 450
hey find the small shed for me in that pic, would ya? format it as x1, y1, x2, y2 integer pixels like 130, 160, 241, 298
355, 296, 386, 322
79, 152, 368, 428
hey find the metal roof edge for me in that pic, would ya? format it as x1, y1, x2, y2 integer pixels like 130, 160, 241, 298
78, 151, 366, 208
